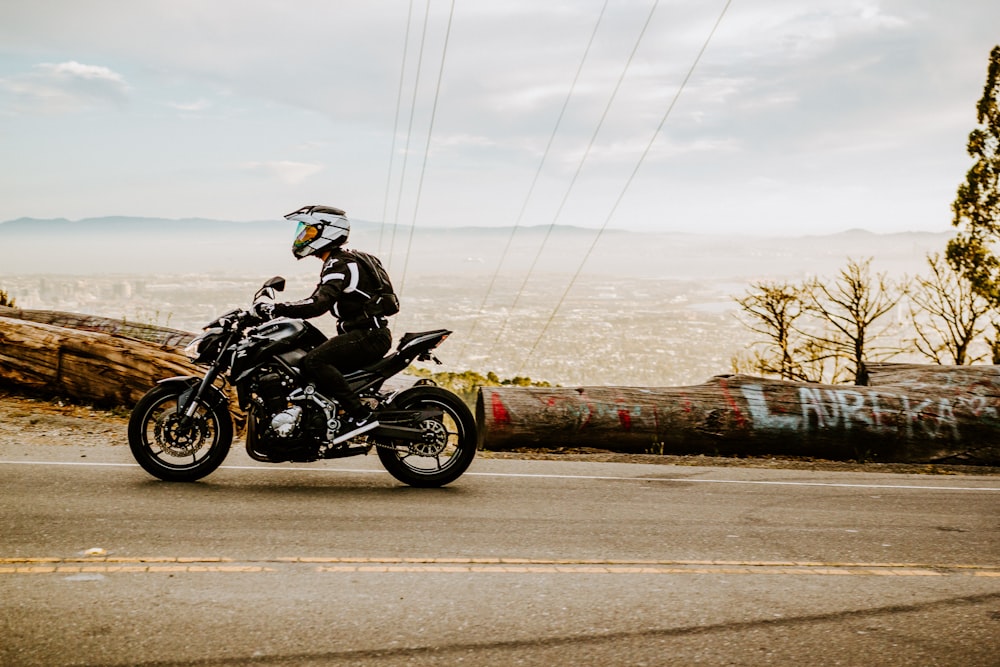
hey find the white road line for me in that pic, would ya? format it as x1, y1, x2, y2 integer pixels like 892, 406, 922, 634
466, 471, 1000, 492
1, 458, 998, 492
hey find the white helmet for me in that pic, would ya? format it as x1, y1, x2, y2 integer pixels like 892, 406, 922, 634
285, 204, 350, 259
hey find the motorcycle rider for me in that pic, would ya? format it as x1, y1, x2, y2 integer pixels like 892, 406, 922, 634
255, 205, 393, 440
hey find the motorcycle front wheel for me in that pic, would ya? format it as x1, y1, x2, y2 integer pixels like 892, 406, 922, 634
127, 384, 233, 482
375, 386, 477, 488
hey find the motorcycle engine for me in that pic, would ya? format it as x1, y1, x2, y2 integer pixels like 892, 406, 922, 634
269, 406, 302, 438
254, 372, 290, 415
248, 372, 326, 461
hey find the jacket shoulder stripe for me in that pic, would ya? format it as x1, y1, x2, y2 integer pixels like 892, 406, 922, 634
343, 262, 360, 293
321, 272, 346, 284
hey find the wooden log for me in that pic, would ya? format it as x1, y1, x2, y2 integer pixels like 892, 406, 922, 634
0, 316, 201, 406
863, 362, 1000, 389
0, 305, 195, 347
476, 372, 1000, 465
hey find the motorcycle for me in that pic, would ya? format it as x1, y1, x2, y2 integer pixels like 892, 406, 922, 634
127, 276, 477, 487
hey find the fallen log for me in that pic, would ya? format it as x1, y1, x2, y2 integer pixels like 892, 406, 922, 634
863, 362, 1000, 389
0, 305, 195, 347
0, 315, 200, 406
476, 370, 1000, 465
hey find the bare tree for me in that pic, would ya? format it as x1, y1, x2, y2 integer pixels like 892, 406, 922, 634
909, 253, 994, 364
803, 257, 904, 385
735, 281, 808, 380
796, 336, 850, 385
734, 280, 845, 382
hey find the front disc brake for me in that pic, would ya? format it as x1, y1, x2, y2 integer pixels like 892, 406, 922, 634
154, 413, 208, 456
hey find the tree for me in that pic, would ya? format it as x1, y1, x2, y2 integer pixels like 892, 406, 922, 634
803, 257, 905, 385
946, 45, 1000, 308
987, 323, 1000, 364
735, 281, 821, 381
909, 253, 993, 364
732, 261, 903, 385
0, 288, 15, 308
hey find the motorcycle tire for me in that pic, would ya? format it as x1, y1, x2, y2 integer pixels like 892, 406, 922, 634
128, 384, 233, 482
375, 386, 477, 488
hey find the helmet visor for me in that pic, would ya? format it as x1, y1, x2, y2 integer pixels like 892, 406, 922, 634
293, 222, 320, 250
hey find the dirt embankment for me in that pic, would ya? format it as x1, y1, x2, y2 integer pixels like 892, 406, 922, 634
0, 390, 128, 450
1, 388, 998, 476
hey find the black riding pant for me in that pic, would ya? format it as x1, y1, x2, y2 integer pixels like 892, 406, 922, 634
299, 327, 392, 415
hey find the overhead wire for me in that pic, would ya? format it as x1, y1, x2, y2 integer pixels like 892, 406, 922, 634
398, 0, 457, 296
515, 0, 734, 376
386, 0, 433, 274
453, 0, 611, 367
379, 0, 416, 256
483, 0, 661, 366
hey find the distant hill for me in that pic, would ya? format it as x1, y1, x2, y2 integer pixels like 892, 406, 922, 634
0, 216, 281, 236
0, 216, 953, 279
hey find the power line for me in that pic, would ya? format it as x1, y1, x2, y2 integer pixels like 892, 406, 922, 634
386, 0, 433, 274
484, 0, 661, 364
454, 0, 610, 366
398, 0, 457, 296
379, 0, 416, 256
515, 0, 734, 376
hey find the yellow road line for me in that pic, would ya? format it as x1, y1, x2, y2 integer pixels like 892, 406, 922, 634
0, 565, 274, 574
1, 557, 998, 577
311, 565, 974, 577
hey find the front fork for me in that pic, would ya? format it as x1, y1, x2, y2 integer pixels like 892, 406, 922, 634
176, 367, 222, 427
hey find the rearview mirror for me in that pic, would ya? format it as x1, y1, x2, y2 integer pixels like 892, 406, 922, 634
254, 276, 286, 302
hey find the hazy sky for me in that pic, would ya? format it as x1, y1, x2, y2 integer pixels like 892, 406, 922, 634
1, 1, 997, 235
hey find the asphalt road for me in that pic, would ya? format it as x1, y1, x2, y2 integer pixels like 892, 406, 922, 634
1, 441, 998, 666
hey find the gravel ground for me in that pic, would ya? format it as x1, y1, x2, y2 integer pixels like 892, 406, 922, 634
1, 387, 998, 476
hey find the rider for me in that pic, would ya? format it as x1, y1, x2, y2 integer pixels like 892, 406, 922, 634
255, 204, 394, 439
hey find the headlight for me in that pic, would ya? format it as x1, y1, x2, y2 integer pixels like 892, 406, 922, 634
183, 336, 205, 361
183, 327, 225, 362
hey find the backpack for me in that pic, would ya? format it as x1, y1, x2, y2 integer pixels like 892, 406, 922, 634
347, 249, 400, 318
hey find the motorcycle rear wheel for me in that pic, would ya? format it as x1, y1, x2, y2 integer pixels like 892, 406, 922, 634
375, 386, 477, 487
128, 385, 233, 482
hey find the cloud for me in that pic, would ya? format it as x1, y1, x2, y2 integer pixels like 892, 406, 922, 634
0, 0, 996, 233
0, 60, 129, 114
40, 60, 125, 83
241, 160, 324, 185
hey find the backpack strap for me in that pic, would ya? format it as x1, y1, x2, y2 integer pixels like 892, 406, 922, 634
342, 249, 400, 317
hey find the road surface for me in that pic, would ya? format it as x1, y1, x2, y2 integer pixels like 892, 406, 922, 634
1, 440, 998, 666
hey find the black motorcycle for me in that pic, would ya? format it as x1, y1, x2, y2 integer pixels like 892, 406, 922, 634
127, 276, 477, 487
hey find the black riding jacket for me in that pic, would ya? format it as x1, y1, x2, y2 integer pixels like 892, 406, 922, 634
272, 248, 389, 333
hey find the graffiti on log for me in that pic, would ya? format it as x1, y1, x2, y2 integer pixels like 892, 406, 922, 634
477, 370, 1000, 464
739, 384, 986, 441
